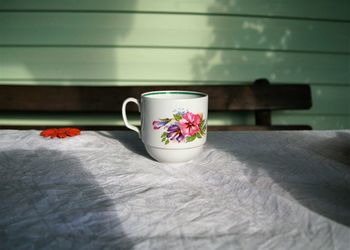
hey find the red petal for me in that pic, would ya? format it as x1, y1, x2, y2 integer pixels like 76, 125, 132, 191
50, 135, 57, 139
40, 127, 80, 139
66, 128, 80, 136
40, 128, 58, 138
57, 132, 67, 138
58, 128, 67, 133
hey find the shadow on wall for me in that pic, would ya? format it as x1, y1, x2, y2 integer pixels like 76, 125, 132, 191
1, 1, 136, 85
189, 0, 321, 127
0, 149, 133, 249
208, 131, 350, 227
191, 0, 297, 83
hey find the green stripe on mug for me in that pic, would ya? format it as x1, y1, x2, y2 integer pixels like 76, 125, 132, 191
143, 91, 206, 97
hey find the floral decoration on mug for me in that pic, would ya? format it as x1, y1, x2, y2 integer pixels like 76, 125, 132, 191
152, 111, 206, 144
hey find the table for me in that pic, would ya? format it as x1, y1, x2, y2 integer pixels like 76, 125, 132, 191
1, 130, 350, 249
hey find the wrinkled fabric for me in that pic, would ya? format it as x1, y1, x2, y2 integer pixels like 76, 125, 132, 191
0, 130, 350, 250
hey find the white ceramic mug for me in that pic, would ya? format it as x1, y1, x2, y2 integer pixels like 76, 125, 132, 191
122, 90, 208, 163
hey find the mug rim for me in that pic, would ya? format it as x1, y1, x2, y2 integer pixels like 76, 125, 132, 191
141, 90, 207, 100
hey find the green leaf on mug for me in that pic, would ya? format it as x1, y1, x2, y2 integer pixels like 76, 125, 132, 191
200, 119, 205, 129
165, 139, 170, 145
196, 132, 202, 139
161, 132, 167, 138
200, 119, 206, 135
162, 137, 166, 142
173, 114, 183, 121
186, 134, 197, 142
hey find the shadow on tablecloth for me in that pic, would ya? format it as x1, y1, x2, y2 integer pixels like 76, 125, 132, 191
307, 131, 350, 167
0, 149, 134, 249
97, 131, 153, 161
207, 131, 350, 227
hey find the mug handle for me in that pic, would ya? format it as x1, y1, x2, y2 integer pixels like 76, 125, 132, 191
122, 97, 141, 138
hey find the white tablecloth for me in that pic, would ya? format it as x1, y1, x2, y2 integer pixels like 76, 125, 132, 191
1, 130, 350, 249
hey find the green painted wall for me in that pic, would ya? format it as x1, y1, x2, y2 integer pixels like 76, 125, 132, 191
0, 0, 349, 129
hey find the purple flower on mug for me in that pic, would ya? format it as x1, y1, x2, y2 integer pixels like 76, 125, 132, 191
152, 118, 171, 129
166, 124, 185, 142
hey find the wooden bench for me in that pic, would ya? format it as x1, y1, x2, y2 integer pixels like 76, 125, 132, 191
0, 79, 312, 130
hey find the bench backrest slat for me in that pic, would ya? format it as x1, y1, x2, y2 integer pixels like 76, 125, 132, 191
0, 83, 311, 112
0, 79, 313, 130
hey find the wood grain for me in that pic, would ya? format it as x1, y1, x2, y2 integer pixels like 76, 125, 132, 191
0, 80, 312, 130
0, 83, 311, 112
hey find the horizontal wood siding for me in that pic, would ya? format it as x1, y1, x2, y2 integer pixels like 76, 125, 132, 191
1, 0, 349, 20
1, 13, 349, 53
0, 0, 349, 129
1, 48, 348, 84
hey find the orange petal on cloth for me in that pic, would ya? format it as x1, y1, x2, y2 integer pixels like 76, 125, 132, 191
40, 128, 81, 139
40, 128, 58, 138
65, 128, 81, 136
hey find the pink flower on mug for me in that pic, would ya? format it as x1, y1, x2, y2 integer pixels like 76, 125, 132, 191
178, 112, 201, 136
153, 110, 206, 144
